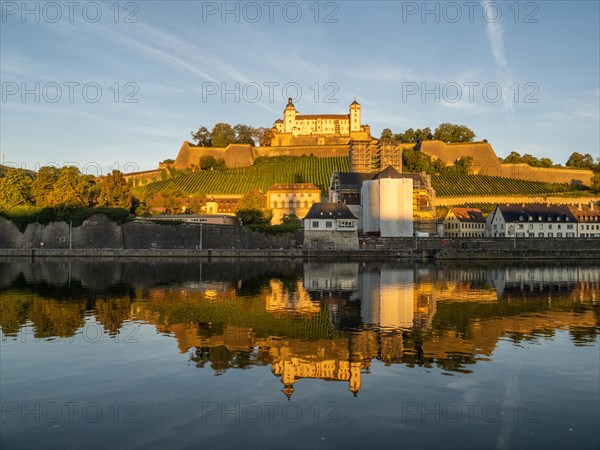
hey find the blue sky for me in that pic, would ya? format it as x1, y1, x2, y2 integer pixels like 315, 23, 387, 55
1, 0, 599, 173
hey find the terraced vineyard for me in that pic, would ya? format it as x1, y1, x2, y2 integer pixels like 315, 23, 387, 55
430, 173, 571, 196
146, 156, 348, 195
145, 156, 577, 197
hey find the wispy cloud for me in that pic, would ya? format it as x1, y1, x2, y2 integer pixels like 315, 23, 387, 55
482, 0, 514, 119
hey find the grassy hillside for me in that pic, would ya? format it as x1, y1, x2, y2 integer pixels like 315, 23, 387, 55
144, 156, 581, 197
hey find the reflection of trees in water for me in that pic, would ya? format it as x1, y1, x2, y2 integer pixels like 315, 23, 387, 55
1, 260, 599, 378
190, 346, 272, 373
95, 297, 133, 335
0, 292, 32, 335
27, 299, 86, 338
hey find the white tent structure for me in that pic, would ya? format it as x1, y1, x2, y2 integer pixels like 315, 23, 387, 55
360, 167, 413, 237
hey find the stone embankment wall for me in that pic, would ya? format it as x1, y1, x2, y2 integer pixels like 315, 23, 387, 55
0, 216, 298, 250
2, 216, 598, 259
360, 236, 600, 260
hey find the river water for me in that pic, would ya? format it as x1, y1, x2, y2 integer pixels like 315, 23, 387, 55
1, 259, 598, 450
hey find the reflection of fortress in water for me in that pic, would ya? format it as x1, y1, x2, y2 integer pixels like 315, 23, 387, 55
1, 260, 598, 398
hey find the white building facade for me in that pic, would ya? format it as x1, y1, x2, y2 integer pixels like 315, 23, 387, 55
488, 204, 578, 238
361, 177, 413, 237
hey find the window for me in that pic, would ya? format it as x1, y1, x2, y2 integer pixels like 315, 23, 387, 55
549, 224, 552, 230
538, 233, 544, 237
312, 221, 319, 228
539, 224, 543, 229
557, 232, 562, 237
548, 232, 553, 237
567, 225, 574, 230
529, 224, 534, 230
326, 221, 333, 228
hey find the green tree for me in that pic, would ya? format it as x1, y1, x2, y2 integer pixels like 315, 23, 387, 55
211, 123, 236, 148
253, 127, 273, 147
454, 156, 474, 175
433, 123, 475, 143
236, 209, 269, 226
502, 151, 522, 164
46, 166, 93, 207
236, 190, 272, 223
591, 173, 600, 194
0, 169, 32, 210
191, 127, 212, 146
237, 189, 266, 210
416, 127, 433, 142
161, 185, 183, 214
234, 124, 256, 146
380, 128, 394, 140
97, 170, 133, 209
566, 152, 595, 170
199, 156, 226, 171
281, 213, 301, 228
397, 128, 417, 143
30, 166, 60, 206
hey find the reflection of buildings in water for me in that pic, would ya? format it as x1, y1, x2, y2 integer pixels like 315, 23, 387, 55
490, 266, 600, 301
265, 279, 321, 316
4, 263, 600, 398
270, 339, 365, 398
302, 262, 360, 297
360, 269, 415, 330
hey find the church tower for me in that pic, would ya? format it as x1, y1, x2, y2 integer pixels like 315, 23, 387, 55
349, 97, 361, 133
283, 97, 297, 133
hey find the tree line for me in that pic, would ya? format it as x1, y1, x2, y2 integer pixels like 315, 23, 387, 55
0, 166, 134, 212
500, 151, 599, 171
380, 123, 476, 143
191, 123, 273, 148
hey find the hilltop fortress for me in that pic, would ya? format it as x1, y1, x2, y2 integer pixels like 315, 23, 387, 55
126, 98, 593, 187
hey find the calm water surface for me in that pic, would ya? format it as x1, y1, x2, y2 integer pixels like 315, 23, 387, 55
1, 259, 599, 450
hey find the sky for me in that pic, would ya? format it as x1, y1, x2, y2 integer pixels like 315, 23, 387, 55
1, 0, 599, 174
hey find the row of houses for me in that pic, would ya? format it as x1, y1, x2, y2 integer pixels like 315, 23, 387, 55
443, 203, 600, 238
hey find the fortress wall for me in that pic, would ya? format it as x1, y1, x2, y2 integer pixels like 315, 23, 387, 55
419, 140, 501, 174
419, 140, 593, 185
257, 145, 349, 159
497, 164, 593, 185
174, 142, 229, 168
123, 170, 162, 182
435, 196, 600, 207
174, 142, 348, 169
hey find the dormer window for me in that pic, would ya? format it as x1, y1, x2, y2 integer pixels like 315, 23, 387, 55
519, 216, 524, 222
